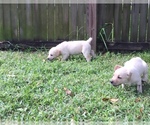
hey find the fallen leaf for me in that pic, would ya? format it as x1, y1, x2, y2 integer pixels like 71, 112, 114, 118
102, 98, 119, 104
64, 87, 67, 91
64, 87, 74, 97
102, 98, 110, 101
54, 88, 58, 93
140, 108, 144, 114
7, 75, 16, 77
137, 115, 142, 119
65, 89, 72, 95
135, 98, 141, 103
110, 98, 119, 104
70, 119, 76, 125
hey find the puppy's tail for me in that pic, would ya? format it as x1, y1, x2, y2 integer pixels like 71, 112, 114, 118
86, 37, 93, 44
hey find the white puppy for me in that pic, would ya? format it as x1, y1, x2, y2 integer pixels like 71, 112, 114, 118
47, 37, 96, 62
110, 57, 148, 93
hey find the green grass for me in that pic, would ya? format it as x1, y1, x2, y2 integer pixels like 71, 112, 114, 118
0, 50, 150, 123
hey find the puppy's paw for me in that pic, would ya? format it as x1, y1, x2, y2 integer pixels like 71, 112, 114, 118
91, 50, 96, 58
121, 84, 124, 88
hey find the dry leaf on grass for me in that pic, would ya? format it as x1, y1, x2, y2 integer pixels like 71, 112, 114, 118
137, 115, 142, 120
110, 98, 119, 103
64, 87, 74, 97
135, 98, 141, 103
7, 75, 16, 77
102, 98, 110, 101
140, 107, 144, 114
43, 59, 46, 62
136, 108, 144, 119
102, 98, 119, 104
54, 88, 58, 93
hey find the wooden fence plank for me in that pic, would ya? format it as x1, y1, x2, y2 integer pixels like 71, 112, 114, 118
97, 4, 105, 29
114, 4, 122, 41
103, 4, 114, 41
69, 2, 78, 40
84, 4, 88, 39
0, 4, 4, 40
77, 4, 85, 40
97, 4, 114, 42
25, 4, 34, 40
19, 4, 34, 41
87, 1, 97, 51
10, 4, 19, 41
48, 3, 54, 40
32, 4, 41, 40
3, 4, 12, 40
54, 4, 63, 40
147, 4, 150, 41
130, 4, 140, 42
18, 4, 27, 40
121, 3, 131, 42
139, 3, 148, 42
62, 2, 69, 40
97, 4, 103, 39
39, 4, 48, 40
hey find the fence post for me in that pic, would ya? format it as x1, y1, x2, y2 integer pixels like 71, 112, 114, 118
87, 0, 97, 52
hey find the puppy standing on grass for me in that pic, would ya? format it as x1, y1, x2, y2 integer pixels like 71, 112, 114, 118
110, 57, 148, 93
47, 37, 96, 62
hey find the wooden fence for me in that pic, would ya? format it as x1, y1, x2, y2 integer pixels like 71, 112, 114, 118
1, 2, 150, 51
97, 3, 150, 51
97, 3, 150, 42
0, 4, 90, 41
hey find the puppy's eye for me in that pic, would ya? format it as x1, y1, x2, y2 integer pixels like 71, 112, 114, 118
118, 76, 122, 79
50, 54, 53, 56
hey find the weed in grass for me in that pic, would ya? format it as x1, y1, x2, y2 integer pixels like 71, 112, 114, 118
0, 50, 150, 123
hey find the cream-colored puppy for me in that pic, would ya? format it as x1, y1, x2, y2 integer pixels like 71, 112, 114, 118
110, 57, 148, 93
47, 37, 96, 62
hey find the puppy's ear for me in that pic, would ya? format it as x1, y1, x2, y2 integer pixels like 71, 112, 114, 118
55, 49, 60, 56
127, 71, 132, 80
114, 65, 122, 71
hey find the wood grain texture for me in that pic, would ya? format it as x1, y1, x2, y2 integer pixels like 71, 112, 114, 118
139, 4, 148, 42
3, 4, 12, 40
97, 4, 114, 41
114, 4, 122, 41
48, 3, 54, 40
0, 1, 150, 51
40, 4, 48, 40
130, 4, 140, 42
10, 4, 19, 41
121, 4, 130, 42
87, 0, 97, 51
54, 4, 63, 40
26, 4, 34, 40
61, 2, 69, 40
32, 4, 41, 40
147, 3, 150, 41
0, 4, 4, 40
77, 4, 85, 40
69, 3, 78, 40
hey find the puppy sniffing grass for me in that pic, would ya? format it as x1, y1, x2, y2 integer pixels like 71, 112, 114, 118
110, 57, 148, 93
47, 37, 96, 62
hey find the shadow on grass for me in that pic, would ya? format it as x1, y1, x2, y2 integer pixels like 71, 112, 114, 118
130, 82, 150, 96
142, 83, 150, 96
122, 83, 150, 96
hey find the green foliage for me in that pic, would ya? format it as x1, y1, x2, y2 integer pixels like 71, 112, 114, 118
0, 50, 150, 123
97, 23, 114, 51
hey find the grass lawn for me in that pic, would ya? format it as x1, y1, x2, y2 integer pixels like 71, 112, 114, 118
0, 50, 150, 122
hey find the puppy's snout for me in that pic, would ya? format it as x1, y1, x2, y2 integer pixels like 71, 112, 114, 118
110, 80, 114, 84
47, 57, 50, 61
